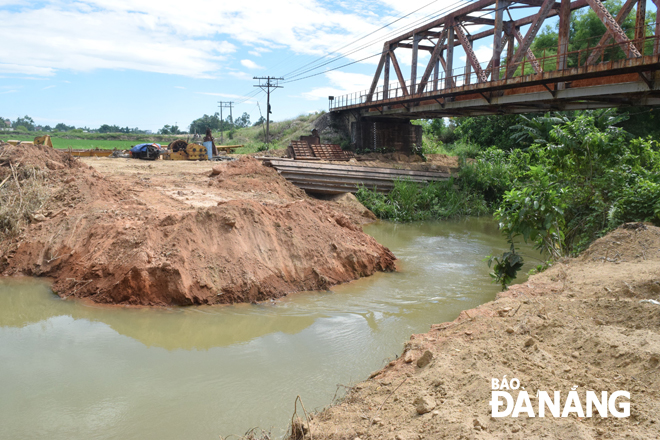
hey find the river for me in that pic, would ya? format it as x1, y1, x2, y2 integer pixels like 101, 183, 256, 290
0, 217, 531, 439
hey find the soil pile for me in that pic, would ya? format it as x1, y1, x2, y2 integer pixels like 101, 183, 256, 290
0, 149, 396, 306
305, 224, 660, 440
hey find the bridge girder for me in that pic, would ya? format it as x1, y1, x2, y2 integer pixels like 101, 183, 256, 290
335, 0, 660, 118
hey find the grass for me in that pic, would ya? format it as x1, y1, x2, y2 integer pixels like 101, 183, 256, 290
213, 111, 330, 153
2, 111, 330, 154
52, 139, 141, 150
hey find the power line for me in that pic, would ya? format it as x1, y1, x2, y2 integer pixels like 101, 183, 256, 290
253, 76, 283, 146
217, 101, 233, 144
282, 0, 475, 83
279, 0, 443, 79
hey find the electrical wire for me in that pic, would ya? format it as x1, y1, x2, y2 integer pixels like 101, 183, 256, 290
279, 0, 443, 78
282, 0, 478, 83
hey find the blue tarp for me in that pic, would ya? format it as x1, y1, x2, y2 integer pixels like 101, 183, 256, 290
130, 143, 160, 153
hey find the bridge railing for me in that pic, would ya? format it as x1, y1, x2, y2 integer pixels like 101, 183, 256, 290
330, 27, 659, 111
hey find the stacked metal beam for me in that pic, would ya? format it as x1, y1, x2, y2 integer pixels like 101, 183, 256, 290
265, 159, 449, 194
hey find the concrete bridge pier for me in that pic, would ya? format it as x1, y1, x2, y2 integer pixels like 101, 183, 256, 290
331, 111, 422, 154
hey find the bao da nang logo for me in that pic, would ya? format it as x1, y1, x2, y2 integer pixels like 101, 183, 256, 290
490, 376, 630, 418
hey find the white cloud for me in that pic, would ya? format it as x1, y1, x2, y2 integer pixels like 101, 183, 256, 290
240, 59, 263, 70
196, 92, 251, 98
0, 63, 55, 76
0, 0, 422, 79
42, 85, 56, 90
174, 86, 186, 89
302, 71, 373, 100
248, 51, 261, 57
228, 71, 253, 80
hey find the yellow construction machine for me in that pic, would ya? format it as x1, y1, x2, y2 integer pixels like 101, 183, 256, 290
162, 140, 208, 161
33, 135, 53, 147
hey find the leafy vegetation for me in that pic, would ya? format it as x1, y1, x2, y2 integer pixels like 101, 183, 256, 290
362, 107, 660, 289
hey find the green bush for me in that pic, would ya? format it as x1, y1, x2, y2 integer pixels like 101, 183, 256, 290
608, 179, 660, 228
356, 178, 488, 222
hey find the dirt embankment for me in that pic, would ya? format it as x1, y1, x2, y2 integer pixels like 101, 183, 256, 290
303, 224, 660, 440
0, 144, 395, 306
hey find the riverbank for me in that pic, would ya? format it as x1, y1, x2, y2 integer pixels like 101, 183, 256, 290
0, 143, 395, 306
303, 224, 660, 440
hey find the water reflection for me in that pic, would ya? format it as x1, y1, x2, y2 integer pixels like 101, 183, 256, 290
0, 217, 533, 439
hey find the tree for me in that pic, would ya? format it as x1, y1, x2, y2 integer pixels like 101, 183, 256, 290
234, 112, 251, 128
189, 113, 222, 134
55, 122, 75, 132
98, 124, 121, 133
159, 124, 183, 135
253, 116, 266, 126
13, 115, 35, 131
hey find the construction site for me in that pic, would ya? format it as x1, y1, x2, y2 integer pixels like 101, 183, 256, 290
1, 0, 660, 438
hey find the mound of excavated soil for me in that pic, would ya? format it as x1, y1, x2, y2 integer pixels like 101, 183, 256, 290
305, 224, 660, 440
0, 150, 396, 306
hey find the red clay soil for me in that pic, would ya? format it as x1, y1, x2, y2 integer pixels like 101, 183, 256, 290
304, 224, 660, 440
0, 145, 395, 306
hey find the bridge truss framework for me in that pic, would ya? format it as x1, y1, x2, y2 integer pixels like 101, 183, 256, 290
329, 0, 660, 119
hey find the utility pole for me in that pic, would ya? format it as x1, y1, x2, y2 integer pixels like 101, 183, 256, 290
253, 76, 283, 147
217, 101, 234, 144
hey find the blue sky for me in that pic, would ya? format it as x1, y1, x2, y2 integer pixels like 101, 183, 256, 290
0, 0, 567, 131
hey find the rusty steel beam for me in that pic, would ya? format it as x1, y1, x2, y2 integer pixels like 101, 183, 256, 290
417, 31, 447, 94
446, 20, 455, 89
513, 28, 543, 73
634, 0, 647, 53
366, 47, 388, 102
455, 22, 489, 82
585, 0, 641, 58
493, 0, 509, 78
506, 0, 555, 79
469, 0, 588, 43
389, 51, 409, 96
655, 0, 660, 55
396, 43, 438, 51
411, 34, 422, 93
462, 15, 496, 25
383, 52, 390, 99
556, 0, 571, 90
586, 0, 637, 64
504, 23, 516, 77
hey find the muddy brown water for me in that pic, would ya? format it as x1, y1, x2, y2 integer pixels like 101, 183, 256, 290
0, 218, 532, 439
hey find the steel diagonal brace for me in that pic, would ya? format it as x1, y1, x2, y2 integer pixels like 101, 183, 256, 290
417, 29, 447, 94
366, 46, 388, 102
506, 0, 555, 79
513, 28, 543, 74
455, 23, 488, 82
586, 0, 637, 64
389, 51, 409, 96
585, 0, 642, 58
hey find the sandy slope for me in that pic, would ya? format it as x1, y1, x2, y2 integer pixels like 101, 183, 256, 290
304, 224, 660, 440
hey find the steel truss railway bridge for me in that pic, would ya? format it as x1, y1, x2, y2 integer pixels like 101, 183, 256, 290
329, 0, 660, 150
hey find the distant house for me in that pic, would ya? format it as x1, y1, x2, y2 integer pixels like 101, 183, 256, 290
145, 130, 153, 134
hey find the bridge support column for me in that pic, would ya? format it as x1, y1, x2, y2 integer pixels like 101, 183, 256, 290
352, 118, 422, 154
